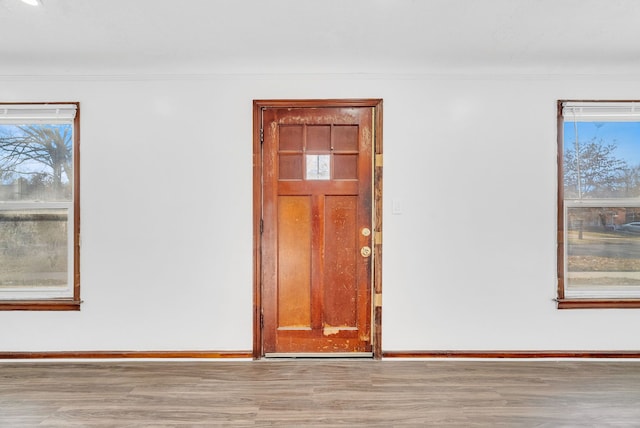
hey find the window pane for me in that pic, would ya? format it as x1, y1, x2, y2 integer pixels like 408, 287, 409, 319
563, 122, 640, 199
0, 124, 73, 202
306, 154, 330, 180
0, 209, 68, 288
560, 102, 640, 303
566, 206, 640, 289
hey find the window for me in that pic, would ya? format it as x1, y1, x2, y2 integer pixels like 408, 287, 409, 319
558, 100, 640, 308
0, 103, 80, 310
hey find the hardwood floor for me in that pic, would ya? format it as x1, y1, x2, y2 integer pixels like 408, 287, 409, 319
1, 360, 639, 427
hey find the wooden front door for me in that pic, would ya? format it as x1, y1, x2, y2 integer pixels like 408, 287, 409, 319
254, 100, 381, 357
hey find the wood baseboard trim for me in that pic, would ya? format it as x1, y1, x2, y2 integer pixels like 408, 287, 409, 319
4, 350, 638, 360
0, 351, 253, 360
0, 300, 81, 311
556, 299, 640, 309
383, 351, 640, 359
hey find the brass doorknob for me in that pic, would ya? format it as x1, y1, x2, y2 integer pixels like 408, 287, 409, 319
361, 246, 372, 257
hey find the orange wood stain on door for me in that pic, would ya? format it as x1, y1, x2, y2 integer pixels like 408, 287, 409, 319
261, 104, 375, 355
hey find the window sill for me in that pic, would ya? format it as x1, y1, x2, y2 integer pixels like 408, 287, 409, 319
557, 298, 640, 309
0, 300, 81, 311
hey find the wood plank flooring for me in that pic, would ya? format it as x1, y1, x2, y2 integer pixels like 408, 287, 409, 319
0, 360, 639, 426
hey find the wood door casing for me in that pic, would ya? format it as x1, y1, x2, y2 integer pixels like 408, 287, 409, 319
254, 100, 382, 357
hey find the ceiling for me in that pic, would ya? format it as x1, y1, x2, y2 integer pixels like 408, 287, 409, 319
1, 0, 640, 75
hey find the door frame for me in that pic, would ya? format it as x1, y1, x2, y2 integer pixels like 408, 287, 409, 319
253, 99, 383, 359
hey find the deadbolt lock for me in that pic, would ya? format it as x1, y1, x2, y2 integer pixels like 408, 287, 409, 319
361, 246, 372, 257
361, 227, 371, 237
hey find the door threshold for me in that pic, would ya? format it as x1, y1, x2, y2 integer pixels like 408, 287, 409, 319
264, 352, 373, 359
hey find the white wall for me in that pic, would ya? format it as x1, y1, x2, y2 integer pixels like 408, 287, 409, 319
1, 72, 640, 352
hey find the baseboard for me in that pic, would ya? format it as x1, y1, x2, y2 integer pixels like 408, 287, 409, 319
383, 350, 640, 359
0, 350, 253, 359
3, 350, 639, 360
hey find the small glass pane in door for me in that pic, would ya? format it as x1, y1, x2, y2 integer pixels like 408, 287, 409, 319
306, 154, 330, 180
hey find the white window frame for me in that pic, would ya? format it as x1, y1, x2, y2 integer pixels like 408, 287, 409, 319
558, 100, 640, 308
0, 103, 80, 309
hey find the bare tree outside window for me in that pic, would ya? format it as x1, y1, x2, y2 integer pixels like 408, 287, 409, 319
0, 124, 72, 202
563, 137, 628, 198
